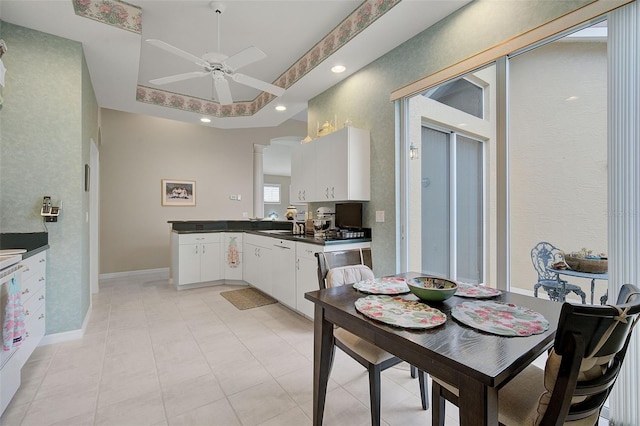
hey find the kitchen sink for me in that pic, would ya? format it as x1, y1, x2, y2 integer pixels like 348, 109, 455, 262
260, 229, 293, 235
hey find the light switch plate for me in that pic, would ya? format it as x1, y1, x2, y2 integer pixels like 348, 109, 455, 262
376, 211, 385, 222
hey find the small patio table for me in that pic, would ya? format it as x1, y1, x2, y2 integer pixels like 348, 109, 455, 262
548, 268, 608, 305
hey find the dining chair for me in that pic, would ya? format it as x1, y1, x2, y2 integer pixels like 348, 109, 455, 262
431, 283, 640, 426
531, 241, 586, 303
315, 248, 429, 426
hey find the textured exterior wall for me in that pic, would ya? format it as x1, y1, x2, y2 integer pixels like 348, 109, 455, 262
509, 40, 607, 298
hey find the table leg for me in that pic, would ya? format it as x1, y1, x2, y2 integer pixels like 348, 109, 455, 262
590, 279, 595, 305
313, 304, 335, 426
457, 377, 498, 426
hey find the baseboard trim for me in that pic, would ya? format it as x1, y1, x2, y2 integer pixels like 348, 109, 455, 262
100, 267, 169, 280
39, 304, 92, 346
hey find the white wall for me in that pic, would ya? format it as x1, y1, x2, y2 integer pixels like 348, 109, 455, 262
99, 108, 305, 274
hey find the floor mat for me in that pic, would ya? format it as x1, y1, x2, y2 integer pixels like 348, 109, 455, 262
220, 287, 278, 310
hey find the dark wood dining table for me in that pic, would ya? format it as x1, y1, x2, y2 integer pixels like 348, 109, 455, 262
304, 272, 564, 426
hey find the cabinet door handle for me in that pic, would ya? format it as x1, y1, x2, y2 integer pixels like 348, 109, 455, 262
38, 313, 45, 320
195, 246, 198, 254
296, 259, 299, 270
38, 295, 45, 301
22, 288, 30, 295
202, 245, 206, 254
331, 187, 335, 198
25, 309, 30, 316
39, 258, 46, 263
39, 277, 45, 282
302, 190, 306, 200
325, 188, 329, 198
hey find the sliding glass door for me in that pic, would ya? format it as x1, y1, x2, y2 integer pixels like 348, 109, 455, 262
421, 127, 484, 283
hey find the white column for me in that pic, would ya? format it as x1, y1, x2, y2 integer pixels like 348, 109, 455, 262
253, 144, 265, 219
608, 3, 640, 424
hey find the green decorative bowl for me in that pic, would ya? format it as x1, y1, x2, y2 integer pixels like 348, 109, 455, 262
408, 276, 458, 302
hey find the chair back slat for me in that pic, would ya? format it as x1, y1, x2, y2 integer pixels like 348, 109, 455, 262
540, 284, 640, 423
315, 248, 373, 290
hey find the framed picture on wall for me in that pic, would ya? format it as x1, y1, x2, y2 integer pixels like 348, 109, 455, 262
162, 179, 196, 206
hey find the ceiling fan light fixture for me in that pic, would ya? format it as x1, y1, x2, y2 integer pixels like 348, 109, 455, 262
275, 105, 287, 111
331, 65, 346, 73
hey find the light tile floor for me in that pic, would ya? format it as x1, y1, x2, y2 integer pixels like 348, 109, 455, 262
1, 272, 458, 426
1, 272, 608, 425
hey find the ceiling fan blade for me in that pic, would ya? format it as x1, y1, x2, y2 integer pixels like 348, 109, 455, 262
231, 73, 285, 97
223, 46, 266, 71
146, 39, 209, 68
150, 71, 210, 85
213, 72, 233, 105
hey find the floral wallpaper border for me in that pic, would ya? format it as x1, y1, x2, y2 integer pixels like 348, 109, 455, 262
72, 0, 142, 34
73, 0, 401, 118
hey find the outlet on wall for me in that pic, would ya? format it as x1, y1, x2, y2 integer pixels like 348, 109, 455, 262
376, 211, 385, 222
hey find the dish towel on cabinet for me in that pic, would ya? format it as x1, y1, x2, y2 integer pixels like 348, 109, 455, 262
3, 275, 26, 351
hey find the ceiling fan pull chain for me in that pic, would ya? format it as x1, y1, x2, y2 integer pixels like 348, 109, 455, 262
216, 7, 221, 53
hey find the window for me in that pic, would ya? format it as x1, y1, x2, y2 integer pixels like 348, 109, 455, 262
424, 77, 484, 119
264, 184, 281, 204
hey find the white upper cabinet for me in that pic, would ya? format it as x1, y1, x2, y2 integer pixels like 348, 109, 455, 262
291, 141, 315, 203
292, 127, 370, 202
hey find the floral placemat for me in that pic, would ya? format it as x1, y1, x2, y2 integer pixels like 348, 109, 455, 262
353, 277, 410, 295
452, 301, 549, 336
455, 283, 502, 299
354, 295, 447, 329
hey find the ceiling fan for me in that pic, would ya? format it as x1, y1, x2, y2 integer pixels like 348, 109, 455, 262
146, 2, 285, 106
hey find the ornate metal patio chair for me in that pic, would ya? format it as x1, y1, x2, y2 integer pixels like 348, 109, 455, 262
531, 241, 586, 303
315, 249, 428, 426
432, 284, 640, 425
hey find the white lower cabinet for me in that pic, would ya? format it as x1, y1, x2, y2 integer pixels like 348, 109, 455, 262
294, 241, 371, 319
1, 250, 47, 415
171, 230, 370, 319
271, 239, 296, 309
172, 233, 222, 288
224, 233, 243, 281
17, 251, 47, 368
243, 234, 273, 295
295, 243, 323, 319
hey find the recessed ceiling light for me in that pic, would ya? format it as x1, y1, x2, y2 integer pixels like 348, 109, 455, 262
565, 96, 580, 102
331, 65, 346, 73
200, 117, 211, 123
275, 105, 287, 111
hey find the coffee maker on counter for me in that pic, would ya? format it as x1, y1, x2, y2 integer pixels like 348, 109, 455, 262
313, 207, 336, 239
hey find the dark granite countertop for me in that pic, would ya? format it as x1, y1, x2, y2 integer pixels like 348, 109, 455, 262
0, 232, 49, 259
169, 221, 371, 246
